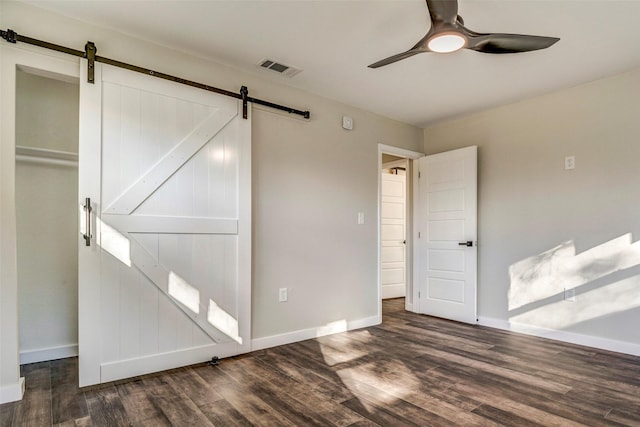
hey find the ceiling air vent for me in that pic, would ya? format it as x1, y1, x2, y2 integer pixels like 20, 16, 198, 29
257, 58, 302, 78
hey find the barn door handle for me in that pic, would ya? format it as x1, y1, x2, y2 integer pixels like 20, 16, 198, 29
82, 197, 92, 246
458, 241, 473, 247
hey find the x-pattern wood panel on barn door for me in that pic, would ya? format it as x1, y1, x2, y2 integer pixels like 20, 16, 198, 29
78, 61, 251, 386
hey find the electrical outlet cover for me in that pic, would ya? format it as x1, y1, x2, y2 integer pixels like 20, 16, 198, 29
564, 156, 575, 170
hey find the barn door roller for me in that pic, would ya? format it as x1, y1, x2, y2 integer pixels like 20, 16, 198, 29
241, 86, 249, 119
85, 41, 96, 84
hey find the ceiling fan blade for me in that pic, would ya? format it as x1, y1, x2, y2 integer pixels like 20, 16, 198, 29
426, 0, 459, 24
465, 32, 560, 54
368, 49, 425, 68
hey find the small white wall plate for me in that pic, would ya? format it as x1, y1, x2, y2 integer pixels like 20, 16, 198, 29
342, 116, 353, 130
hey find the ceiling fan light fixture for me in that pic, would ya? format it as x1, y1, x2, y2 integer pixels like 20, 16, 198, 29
368, 0, 559, 68
428, 33, 466, 53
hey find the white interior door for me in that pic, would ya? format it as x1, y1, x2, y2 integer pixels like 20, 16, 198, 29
78, 60, 251, 386
414, 146, 477, 324
381, 171, 406, 299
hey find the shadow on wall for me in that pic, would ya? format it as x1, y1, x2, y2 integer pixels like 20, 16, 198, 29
508, 234, 640, 335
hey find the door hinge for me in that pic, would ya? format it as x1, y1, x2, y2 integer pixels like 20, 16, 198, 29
418, 232, 421, 238
418, 291, 421, 298
418, 171, 421, 179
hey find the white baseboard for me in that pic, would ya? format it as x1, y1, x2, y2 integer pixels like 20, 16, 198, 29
478, 316, 640, 356
252, 315, 381, 352
97, 315, 385, 385
0, 377, 25, 404
20, 344, 78, 365
100, 343, 244, 383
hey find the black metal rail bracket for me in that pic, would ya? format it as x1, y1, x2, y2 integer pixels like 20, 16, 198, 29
84, 41, 96, 84
1, 29, 17, 43
1, 28, 311, 120
240, 86, 249, 119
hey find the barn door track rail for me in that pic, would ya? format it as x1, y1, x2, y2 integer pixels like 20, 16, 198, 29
1, 28, 311, 120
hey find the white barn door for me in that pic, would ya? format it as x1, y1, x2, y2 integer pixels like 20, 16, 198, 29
414, 146, 477, 324
78, 61, 251, 386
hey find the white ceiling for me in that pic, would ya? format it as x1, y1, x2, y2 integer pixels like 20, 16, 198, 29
22, 0, 640, 127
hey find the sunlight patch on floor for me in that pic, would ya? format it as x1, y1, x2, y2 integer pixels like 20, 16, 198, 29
337, 360, 415, 406
315, 324, 416, 411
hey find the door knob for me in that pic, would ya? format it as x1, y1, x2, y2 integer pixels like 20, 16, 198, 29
458, 241, 473, 247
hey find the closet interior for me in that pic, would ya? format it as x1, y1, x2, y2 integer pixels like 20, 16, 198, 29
15, 68, 80, 364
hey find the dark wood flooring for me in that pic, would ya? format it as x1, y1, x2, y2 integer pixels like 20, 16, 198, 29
2, 298, 639, 426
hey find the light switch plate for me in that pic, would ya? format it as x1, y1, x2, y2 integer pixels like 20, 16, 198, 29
342, 116, 353, 130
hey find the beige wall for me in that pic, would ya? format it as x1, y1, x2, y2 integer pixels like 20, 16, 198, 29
0, 1, 422, 399
423, 68, 640, 346
253, 101, 420, 337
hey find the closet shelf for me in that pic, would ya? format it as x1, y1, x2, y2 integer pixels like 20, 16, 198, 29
16, 145, 78, 167
16, 145, 78, 161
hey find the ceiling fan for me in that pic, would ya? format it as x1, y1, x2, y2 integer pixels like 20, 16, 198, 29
368, 0, 559, 68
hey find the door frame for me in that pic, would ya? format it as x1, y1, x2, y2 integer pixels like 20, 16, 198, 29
0, 45, 80, 403
377, 144, 424, 319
